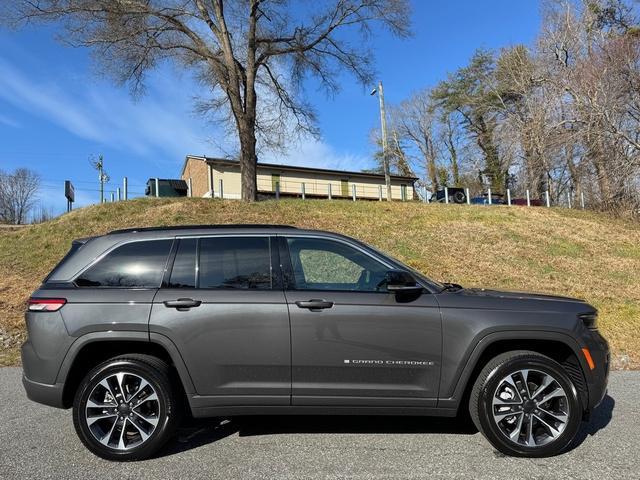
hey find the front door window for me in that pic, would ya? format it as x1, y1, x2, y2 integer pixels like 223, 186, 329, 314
286, 237, 389, 292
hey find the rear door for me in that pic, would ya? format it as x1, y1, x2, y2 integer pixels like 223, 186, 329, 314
281, 235, 442, 407
149, 235, 291, 406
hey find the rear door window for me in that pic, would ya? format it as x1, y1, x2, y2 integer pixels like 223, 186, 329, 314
75, 239, 173, 288
167, 238, 197, 288
198, 236, 272, 289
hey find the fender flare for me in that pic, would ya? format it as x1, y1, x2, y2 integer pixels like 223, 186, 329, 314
438, 329, 589, 410
55, 330, 196, 396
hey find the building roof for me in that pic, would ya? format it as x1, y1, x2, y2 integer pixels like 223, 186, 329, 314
182, 155, 418, 182
146, 178, 188, 190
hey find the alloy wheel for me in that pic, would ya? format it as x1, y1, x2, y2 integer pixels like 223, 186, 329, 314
84, 372, 161, 450
491, 369, 570, 447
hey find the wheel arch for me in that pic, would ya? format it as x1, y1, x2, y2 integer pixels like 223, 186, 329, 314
57, 331, 195, 409
440, 331, 589, 413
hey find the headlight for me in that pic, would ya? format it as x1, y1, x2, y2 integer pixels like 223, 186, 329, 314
579, 312, 598, 330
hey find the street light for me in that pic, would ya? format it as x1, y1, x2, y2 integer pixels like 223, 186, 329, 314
371, 80, 392, 201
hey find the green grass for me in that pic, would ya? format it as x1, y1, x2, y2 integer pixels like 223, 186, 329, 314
1, 197, 639, 368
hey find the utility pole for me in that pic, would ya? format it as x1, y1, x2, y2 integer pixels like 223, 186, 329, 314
90, 154, 109, 203
372, 81, 392, 201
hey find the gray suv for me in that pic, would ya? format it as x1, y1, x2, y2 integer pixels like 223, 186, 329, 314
22, 225, 609, 461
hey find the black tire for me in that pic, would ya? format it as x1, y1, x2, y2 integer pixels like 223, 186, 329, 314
469, 350, 582, 457
72, 354, 179, 461
453, 191, 466, 204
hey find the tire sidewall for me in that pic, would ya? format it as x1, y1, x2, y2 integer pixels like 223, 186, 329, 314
73, 359, 174, 461
477, 357, 582, 457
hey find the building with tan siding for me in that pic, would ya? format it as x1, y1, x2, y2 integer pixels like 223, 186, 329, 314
181, 155, 418, 201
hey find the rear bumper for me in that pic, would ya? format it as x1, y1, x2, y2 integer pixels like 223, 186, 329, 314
22, 374, 66, 409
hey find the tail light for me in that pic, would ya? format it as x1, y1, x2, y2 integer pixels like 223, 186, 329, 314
28, 298, 67, 312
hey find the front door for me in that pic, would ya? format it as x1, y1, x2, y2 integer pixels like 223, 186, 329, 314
150, 235, 291, 405
281, 235, 442, 407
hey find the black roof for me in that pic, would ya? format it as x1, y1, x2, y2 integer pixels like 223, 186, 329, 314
108, 224, 298, 235
146, 178, 188, 190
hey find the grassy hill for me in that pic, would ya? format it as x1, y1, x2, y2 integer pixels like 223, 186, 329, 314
1, 197, 639, 368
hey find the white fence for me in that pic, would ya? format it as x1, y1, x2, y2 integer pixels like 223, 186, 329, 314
91, 176, 587, 210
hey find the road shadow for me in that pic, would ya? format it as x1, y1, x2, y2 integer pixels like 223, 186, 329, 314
157, 414, 477, 458
567, 393, 615, 452
157, 395, 614, 458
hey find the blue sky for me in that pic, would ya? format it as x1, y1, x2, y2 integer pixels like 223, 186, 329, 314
0, 0, 541, 213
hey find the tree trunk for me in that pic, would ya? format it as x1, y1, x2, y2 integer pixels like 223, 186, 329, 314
444, 118, 460, 186
238, 120, 258, 201
426, 138, 439, 191
476, 120, 504, 192
449, 144, 460, 187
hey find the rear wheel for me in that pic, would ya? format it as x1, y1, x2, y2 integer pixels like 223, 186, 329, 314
453, 190, 466, 204
469, 351, 582, 457
72, 354, 179, 461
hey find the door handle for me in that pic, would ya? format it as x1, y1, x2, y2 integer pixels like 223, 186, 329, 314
163, 298, 202, 310
295, 299, 334, 310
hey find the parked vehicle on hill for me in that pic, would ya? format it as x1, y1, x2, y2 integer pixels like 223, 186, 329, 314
470, 193, 506, 205
431, 187, 467, 204
22, 225, 609, 460
512, 198, 543, 206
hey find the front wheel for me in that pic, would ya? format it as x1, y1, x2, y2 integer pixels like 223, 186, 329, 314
72, 354, 179, 461
469, 351, 582, 457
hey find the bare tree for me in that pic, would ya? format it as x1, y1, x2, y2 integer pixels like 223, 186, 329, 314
438, 112, 464, 186
9, 1, 411, 201
0, 168, 40, 224
392, 90, 439, 190
368, 128, 415, 177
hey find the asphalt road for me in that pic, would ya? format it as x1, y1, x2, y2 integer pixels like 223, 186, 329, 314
0, 368, 637, 480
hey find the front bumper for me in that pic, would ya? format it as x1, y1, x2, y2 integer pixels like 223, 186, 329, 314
22, 374, 66, 409
583, 329, 610, 411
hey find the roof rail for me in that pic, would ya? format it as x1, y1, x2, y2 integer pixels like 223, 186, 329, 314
108, 224, 298, 235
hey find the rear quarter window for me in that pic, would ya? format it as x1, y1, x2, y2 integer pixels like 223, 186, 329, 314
43, 240, 85, 283
75, 239, 173, 288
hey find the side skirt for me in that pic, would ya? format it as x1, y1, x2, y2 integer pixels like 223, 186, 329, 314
189, 402, 458, 419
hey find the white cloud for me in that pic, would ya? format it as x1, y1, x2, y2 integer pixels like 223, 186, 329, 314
0, 54, 372, 176
0, 112, 20, 128
0, 56, 213, 164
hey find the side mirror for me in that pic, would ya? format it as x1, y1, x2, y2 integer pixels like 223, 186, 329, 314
384, 269, 423, 296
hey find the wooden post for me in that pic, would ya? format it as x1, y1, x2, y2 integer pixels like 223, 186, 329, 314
444, 186, 449, 204
378, 185, 383, 201
187, 178, 192, 198
581, 192, 585, 209
526, 189, 530, 207
546, 190, 550, 208
219, 179, 224, 199
301, 182, 306, 200
507, 188, 511, 206
466, 188, 471, 205
567, 191, 572, 209
487, 188, 492, 205
328, 183, 332, 200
